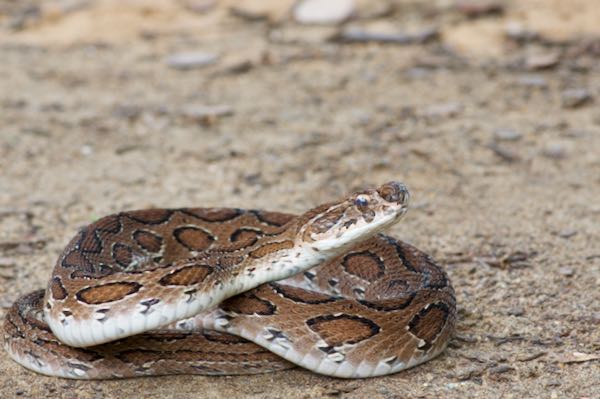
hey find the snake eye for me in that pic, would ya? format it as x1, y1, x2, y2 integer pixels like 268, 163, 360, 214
354, 195, 369, 208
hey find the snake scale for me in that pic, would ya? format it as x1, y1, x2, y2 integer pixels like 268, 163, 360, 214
3, 182, 456, 379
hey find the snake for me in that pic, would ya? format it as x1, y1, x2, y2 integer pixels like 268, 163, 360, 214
3, 181, 456, 379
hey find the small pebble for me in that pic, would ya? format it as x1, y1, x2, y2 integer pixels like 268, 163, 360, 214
0, 267, 15, 279
516, 75, 548, 88
336, 24, 438, 44
230, 0, 294, 23
557, 229, 577, 238
508, 307, 524, 316
561, 88, 593, 108
525, 52, 560, 70
166, 52, 218, 70
454, 365, 485, 380
488, 365, 514, 374
0, 257, 16, 267
181, 104, 233, 124
456, 0, 504, 17
219, 58, 254, 75
493, 128, 522, 141
558, 266, 574, 277
546, 380, 561, 388
489, 143, 519, 162
80, 145, 93, 156
423, 102, 463, 119
505, 21, 538, 42
294, 0, 354, 25
542, 143, 567, 159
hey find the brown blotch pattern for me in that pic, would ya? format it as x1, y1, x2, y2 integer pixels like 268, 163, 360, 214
76, 282, 142, 305
251, 210, 293, 227
249, 240, 294, 259
307, 314, 380, 346
173, 226, 215, 251
49, 277, 68, 300
310, 207, 345, 235
92, 215, 122, 234
182, 208, 242, 223
159, 265, 213, 286
126, 209, 173, 225
408, 303, 450, 350
230, 228, 262, 245
112, 243, 133, 267
271, 283, 339, 305
359, 292, 416, 311
220, 293, 276, 315
133, 230, 163, 253
342, 251, 385, 282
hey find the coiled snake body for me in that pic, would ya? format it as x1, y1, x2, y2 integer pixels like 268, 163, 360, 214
3, 182, 456, 379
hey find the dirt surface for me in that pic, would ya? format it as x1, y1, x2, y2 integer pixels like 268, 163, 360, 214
1, 1, 599, 398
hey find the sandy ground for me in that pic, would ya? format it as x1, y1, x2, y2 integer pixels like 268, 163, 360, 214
0, 1, 599, 398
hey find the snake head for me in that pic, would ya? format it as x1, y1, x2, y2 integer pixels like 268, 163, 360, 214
300, 181, 409, 253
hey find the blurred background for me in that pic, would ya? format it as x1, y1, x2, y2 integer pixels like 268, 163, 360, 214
0, 1, 599, 398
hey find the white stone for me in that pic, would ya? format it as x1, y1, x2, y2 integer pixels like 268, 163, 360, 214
166, 52, 218, 70
294, 0, 354, 25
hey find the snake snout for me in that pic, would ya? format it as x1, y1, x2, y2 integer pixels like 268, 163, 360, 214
377, 181, 409, 205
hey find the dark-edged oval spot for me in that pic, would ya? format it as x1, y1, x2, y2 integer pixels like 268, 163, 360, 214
220, 293, 276, 315
248, 240, 294, 258
408, 302, 451, 351
76, 282, 142, 305
133, 230, 163, 253
359, 292, 416, 311
173, 226, 215, 251
181, 208, 243, 223
306, 314, 380, 346
230, 228, 263, 246
126, 209, 174, 225
159, 264, 213, 286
